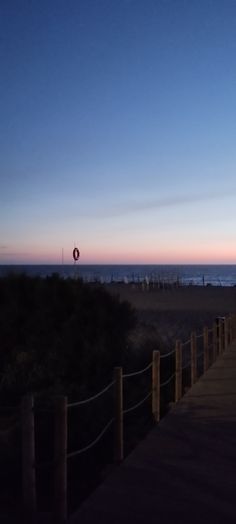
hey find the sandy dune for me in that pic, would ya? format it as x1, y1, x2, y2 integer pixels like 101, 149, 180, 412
106, 284, 236, 348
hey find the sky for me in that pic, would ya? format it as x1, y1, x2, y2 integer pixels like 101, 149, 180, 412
1, 0, 236, 265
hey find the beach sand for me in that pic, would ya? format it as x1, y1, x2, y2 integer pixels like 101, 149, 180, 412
105, 284, 236, 349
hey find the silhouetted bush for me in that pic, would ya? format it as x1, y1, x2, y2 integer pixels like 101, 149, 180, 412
0, 273, 136, 401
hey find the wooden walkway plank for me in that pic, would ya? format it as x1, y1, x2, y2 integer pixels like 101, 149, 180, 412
70, 341, 236, 524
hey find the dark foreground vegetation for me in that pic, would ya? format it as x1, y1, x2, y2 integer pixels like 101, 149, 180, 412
0, 274, 219, 519
0, 273, 137, 401
0, 274, 166, 517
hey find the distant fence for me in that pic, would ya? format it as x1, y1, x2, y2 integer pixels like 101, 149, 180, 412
1, 313, 236, 523
80, 272, 233, 287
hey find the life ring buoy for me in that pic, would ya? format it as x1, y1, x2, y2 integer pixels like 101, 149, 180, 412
73, 247, 80, 261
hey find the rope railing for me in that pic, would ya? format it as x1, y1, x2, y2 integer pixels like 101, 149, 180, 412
67, 380, 115, 408
182, 339, 191, 347
182, 359, 191, 370
17, 312, 236, 523
160, 373, 176, 388
160, 348, 175, 359
196, 332, 204, 339
123, 391, 152, 415
67, 418, 114, 459
123, 361, 152, 379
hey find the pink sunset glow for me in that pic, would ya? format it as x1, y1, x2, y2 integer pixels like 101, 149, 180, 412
6, 242, 235, 266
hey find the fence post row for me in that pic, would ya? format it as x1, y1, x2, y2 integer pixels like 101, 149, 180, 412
230, 314, 236, 343
203, 326, 209, 372
222, 318, 226, 353
190, 332, 197, 386
218, 319, 223, 355
54, 396, 68, 524
222, 318, 225, 353
229, 316, 233, 345
175, 340, 182, 402
213, 321, 218, 361
21, 395, 37, 523
224, 317, 229, 350
229, 315, 233, 344
19, 313, 236, 522
152, 350, 160, 423
228, 316, 231, 346
219, 318, 222, 354
231, 314, 236, 341
114, 367, 123, 463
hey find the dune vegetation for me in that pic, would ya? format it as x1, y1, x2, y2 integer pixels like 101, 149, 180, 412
0, 273, 138, 402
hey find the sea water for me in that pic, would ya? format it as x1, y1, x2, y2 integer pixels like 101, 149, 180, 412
0, 264, 236, 286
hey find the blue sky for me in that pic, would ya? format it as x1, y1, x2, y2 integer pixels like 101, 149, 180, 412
1, 0, 236, 264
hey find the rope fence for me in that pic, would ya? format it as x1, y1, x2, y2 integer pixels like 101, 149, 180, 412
123, 361, 152, 379
67, 380, 115, 408
182, 359, 192, 370
182, 339, 191, 347
196, 332, 204, 339
160, 372, 176, 388
123, 391, 152, 415
160, 348, 175, 359
67, 418, 114, 459
5, 312, 236, 523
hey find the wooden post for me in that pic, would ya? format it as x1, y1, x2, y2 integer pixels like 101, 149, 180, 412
203, 326, 209, 372
21, 395, 37, 523
114, 367, 123, 463
233, 313, 236, 340
227, 316, 230, 344
213, 321, 218, 361
218, 319, 223, 355
222, 318, 226, 352
152, 350, 160, 422
227, 317, 230, 346
231, 314, 236, 341
190, 332, 197, 386
54, 396, 67, 524
229, 314, 233, 344
224, 317, 229, 350
229, 315, 233, 344
229, 316, 232, 344
175, 340, 182, 402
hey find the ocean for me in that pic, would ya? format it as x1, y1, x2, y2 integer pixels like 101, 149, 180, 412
0, 264, 236, 286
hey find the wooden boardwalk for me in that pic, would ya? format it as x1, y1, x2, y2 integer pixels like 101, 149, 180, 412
70, 340, 236, 524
